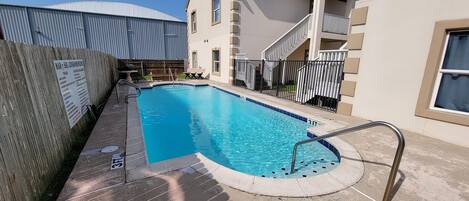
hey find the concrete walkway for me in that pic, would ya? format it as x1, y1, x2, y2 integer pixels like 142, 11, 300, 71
58, 81, 469, 201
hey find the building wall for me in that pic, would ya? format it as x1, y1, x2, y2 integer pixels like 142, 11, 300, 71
324, 0, 355, 17
0, 4, 187, 60
287, 39, 310, 61
344, 0, 469, 147
187, 0, 232, 83
238, 0, 309, 60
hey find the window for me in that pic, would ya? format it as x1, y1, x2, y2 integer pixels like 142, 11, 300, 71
192, 51, 198, 68
212, 49, 220, 73
191, 11, 197, 33
431, 31, 469, 114
212, 0, 221, 24
416, 19, 469, 126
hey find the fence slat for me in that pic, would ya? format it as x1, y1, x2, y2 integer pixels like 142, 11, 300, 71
0, 41, 118, 201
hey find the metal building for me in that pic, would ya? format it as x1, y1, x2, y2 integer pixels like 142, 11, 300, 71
0, 3, 187, 60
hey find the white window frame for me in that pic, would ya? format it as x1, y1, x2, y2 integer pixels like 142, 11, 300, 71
212, 49, 220, 73
212, 0, 221, 24
429, 30, 469, 116
191, 11, 197, 33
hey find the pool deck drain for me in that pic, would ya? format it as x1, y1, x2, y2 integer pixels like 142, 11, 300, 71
57, 80, 469, 201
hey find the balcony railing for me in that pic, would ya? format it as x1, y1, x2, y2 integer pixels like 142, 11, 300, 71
322, 13, 349, 35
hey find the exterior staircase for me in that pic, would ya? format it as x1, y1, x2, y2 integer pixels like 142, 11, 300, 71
261, 14, 312, 87
261, 14, 312, 60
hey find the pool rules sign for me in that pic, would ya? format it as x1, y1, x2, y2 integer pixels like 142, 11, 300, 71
53, 60, 90, 128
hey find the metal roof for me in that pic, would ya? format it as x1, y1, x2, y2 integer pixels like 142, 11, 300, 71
0, 3, 188, 60
46, 1, 182, 22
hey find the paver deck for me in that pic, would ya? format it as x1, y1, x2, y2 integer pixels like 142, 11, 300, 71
58, 81, 469, 201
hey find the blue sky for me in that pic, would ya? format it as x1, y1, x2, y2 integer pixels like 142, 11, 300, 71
0, 0, 187, 21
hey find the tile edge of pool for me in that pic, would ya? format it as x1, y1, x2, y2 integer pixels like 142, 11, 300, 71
125, 81, 365, 197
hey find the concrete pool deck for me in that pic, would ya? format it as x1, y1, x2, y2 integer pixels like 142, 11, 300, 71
125, 82, 364, 197
58, 80, 469, 201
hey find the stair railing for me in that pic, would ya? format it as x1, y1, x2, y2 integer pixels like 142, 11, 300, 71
262, 14, 312, 60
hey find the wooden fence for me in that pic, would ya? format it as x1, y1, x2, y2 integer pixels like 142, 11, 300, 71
0, 40, 118, 201
118, 59, 185, 81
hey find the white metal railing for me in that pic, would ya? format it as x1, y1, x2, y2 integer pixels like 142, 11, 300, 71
317, 49, 348, 61
295, 49, 347, 103
262, 14, 312, 60
235, 60, 259, 90
322, 13, 349, 35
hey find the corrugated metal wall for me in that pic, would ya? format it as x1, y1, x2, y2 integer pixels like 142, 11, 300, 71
29, 8, 86, 48
0, 6, 32, 44
164, 22, 187, 59
128, 18, 165, 59
0, 4, 187, 60
84, 14, 129, 58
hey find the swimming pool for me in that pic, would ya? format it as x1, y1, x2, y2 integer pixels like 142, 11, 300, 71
137, 85, 340, 178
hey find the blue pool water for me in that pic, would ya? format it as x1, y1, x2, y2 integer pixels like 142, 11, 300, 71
138, 85, 340, 178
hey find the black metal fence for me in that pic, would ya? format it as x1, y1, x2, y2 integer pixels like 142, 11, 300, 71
233, 59, 345, 112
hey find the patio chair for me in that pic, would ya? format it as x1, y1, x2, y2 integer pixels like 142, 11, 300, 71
183, 68, 196, 79
195, 68, 205, 79
184, 72, 192, 79
190, 72, 197, 79
184, 68, 205, 79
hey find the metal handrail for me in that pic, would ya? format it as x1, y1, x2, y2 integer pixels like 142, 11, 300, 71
116, 79, 141, 103
290, 121, 405, 201
168, 68, 175, 84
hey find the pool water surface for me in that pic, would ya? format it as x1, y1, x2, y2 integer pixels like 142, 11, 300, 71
138, 85, 340, 178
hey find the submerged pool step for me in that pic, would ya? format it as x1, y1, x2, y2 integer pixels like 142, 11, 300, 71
258, 158, 339, 178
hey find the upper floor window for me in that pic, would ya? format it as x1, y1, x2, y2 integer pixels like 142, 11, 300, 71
212, 0, 221, 24
431, 31, 469, 114
191, 11, 197, 33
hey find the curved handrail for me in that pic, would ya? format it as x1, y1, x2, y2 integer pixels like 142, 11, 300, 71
290, 121, 405, 201
168, 68, 176, 84
116, 79, 141, 103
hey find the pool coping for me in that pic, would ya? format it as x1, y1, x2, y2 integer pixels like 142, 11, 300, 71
125, 81, 364, 197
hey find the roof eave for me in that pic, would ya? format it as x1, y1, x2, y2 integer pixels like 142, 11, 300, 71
185, 0, 190, 12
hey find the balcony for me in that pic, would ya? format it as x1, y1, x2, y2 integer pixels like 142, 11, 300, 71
322, 13, 349, 35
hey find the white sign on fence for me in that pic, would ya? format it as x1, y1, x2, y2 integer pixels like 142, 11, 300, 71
53, 60, 90, 128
